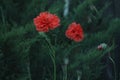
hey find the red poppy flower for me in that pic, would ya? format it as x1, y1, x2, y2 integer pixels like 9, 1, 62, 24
33, 12, 60, 32
65, 22, 84, 42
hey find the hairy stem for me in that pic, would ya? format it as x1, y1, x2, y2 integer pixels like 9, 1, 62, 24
44, 34, 56, 80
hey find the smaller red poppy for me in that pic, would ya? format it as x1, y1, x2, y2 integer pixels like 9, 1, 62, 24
65, 22, 84, 42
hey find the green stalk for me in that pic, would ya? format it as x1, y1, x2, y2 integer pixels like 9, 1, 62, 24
0, 7, 5, 25
46, 44, 56, 80
53, 58, 56, 80
43, 34, 56, 80
62, 65, 67, 80
108, 53, 117, 80
65, 65, 67, 80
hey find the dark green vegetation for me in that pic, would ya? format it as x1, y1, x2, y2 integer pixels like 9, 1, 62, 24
0, 0, 120, 80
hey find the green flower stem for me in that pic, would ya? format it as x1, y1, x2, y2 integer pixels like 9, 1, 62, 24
43, 33, 56, 80
46, 41, 56, 80
53, 58, 56, 80
65, 65, 67, 80
108, 53, 117, 80
46, 44, 56, 80
62, 65, 67, 80
0, 7, 5, 25
41, 32, 55, 57
63, 58, 69, 80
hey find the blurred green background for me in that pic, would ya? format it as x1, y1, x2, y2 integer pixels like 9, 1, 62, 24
0, 0, 120, 80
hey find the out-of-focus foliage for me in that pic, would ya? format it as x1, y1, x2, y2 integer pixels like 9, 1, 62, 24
0, 0, 120, 80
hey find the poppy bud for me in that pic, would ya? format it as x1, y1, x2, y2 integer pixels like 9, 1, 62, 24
97, 43, 108, 50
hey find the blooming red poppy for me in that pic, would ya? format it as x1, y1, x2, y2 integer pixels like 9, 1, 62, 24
33, 12, 60, 32
65, 22, 84, 42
